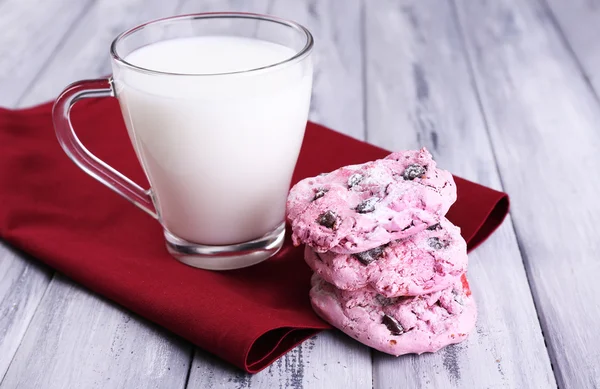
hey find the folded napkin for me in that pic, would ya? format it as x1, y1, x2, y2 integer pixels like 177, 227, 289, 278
0, 99, 508, 373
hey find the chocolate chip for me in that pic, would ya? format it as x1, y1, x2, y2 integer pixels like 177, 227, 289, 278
352, 245, 385, 265
384, 183, 392, 195
428, 237, 447, 250
317, 211, 338, 229
401, 221, 415, 231
313, 188, 328, 201
376, 295, 397, 306
314, 252, 325, 262
402, 164, 426, 180
453, 290, 465, 306
347, 173, 364, 188
427, 223, 441, 231
382, 314, 404, 335
355, 197, 379, 213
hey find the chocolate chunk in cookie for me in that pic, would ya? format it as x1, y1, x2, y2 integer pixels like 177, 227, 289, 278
352, 245, 386, 265
376, 295, 398, 306
427, 223, 441, 231
428, 237, 447, 250
347, 173, 364, 188
355, 197, 379, 213
401, 221, 415, 231
382, 314, 404, 335
453, 288, 465, 306
317, 211, 338, 229
402, 164, 426, 180
313, 188, 328, 201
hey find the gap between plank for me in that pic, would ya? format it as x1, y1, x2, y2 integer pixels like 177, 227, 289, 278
183, 348, 196, 389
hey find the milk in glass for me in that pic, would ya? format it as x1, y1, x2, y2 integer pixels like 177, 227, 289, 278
114, 36, 312, 245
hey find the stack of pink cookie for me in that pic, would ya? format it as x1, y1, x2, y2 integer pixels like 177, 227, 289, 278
287, 148, 476, 356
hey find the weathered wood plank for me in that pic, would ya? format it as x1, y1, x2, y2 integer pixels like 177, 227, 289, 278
0, 0, 94, 381
365, 1, 556, 388
455, 0, 600, 387
0, 275, 191, 389
0, 0, 93, 106
0, 247, 51, 381
543, 0, 600, 93
19, 0, 180, 106
1, 1, 194, 388
183, 0, 373, 388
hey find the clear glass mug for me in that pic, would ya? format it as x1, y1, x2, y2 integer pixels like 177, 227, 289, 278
53, 13, 314, 270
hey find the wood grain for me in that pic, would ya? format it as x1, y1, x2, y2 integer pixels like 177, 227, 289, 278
543, 0, 600, 94
20, 0, 181, 106
0, 275, 192, 389
0, 0, 93, 106
0, 0, 93, 381
364, 1, 556, 387
0, 246, 51, 381
455, 0, 600, 386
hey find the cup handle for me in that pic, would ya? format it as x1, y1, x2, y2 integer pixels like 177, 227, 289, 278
52, 78, 158, 219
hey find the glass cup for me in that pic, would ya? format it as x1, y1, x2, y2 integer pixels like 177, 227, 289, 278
53, 13, 314, 270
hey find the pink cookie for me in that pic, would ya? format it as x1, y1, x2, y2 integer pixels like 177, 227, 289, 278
310, 273, 476, 356
287, 148, 456, 254
305, 218, 467, 297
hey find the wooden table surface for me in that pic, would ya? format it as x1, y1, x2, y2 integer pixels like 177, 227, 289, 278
1, 0, 599, 388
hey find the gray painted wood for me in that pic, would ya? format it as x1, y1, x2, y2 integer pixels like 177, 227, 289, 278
0, 0, 93, 106
179, 1, 373, 387
0, 275, 192, 389
365, 1, 556, 388
1, 1, 195, 388
0, 0, 94, 381
543, 0, 600, 94
0, 247, 51, 381
20, 0, 181, 106
455, 0, 600, 387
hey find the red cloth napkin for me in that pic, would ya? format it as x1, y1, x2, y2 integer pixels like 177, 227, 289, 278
0, 99, 508, 373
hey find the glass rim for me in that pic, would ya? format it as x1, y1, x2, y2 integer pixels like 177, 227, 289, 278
110, 12, 314, 77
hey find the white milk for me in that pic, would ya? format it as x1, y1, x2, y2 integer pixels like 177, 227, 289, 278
113, 36, 312, 245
